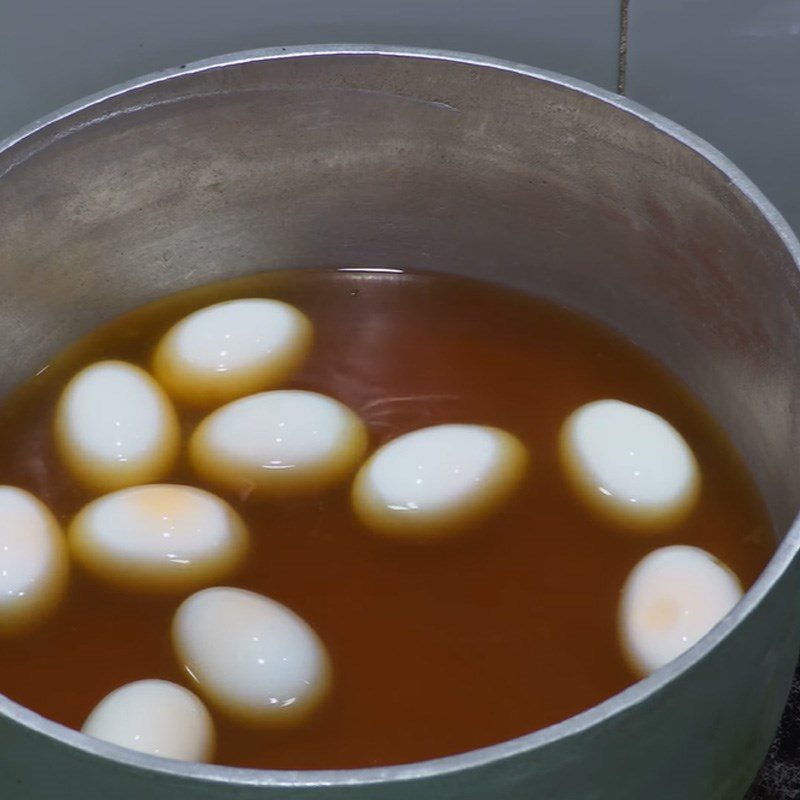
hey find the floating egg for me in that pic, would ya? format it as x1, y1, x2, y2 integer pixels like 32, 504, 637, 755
152, 299, 313, 407
189, 390, 368, 499
82, 679, 214, 762
69, 485, 249, 593
0, 487, 68, 635
55, 361, 180, 492
618, 545, 742, 677
172, 587, 331, 727
352, 424, 528, 539
559, 399, 700, 531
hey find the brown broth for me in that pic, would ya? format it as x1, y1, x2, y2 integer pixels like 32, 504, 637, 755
0, 268, 774, 769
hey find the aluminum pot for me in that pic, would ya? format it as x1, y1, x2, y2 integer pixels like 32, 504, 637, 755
1, 46, 800, 800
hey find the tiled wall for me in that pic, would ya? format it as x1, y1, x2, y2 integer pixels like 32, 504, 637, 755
0, 0, 620, 133
625, 0, 800, 242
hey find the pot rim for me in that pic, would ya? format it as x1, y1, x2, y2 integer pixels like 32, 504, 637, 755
2, 43, 799, 789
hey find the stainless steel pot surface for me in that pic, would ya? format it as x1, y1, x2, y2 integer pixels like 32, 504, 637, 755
1, 46, 800, 800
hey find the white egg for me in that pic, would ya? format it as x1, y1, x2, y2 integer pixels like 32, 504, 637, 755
189, 390, 368, 500
559, 399, 700, 531
618, 545, 742, 677
82, 679, 214, 762
352, 424, 528, 539
0, 487, 68, 635
69, 485, 249, 594
55, 361, 180, 492
153, 299, 313, 407
173, 587, 331, 727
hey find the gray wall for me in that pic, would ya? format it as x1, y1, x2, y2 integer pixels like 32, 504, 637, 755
625, 0, 800, 247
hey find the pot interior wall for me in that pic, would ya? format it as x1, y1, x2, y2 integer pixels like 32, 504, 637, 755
1, 52, 798, 533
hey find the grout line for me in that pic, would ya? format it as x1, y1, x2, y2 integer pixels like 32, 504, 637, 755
617, 0, 629, 95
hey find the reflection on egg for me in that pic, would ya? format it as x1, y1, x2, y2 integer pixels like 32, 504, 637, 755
189, 390, 368, 500
153, 299, 313, 407
618, 545, 742, 677
352, 424, 528, 539
559, 399, 700, 531
82, 679, 215, 762
173, 587, 331, 727
0, 487, 68, 635
69, 485, 249, 594
55, 361, 180, 492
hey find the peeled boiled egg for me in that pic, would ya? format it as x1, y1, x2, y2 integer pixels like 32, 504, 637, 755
352, 424, 528, 539
152, 298, 313, 407
69, 485, 249, 594
0, 487, 68, 635
559, 399, 700, 531
173, 587, 331, 727
55, 361, 180, 492
618, 545, 742, 677
189, 390, 368, 499
82, 679, 214, 762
